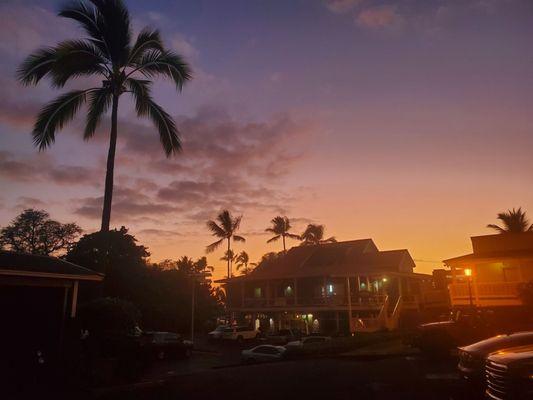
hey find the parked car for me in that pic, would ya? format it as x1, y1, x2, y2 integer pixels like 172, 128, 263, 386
208, 325, 260, 343
458, 331, 533, 384
265, 329, 302, 345
241, 345, 286, 363
143, 331, 193, 360
285, 336, 332, 353
485, 345, 533, 400
412, 310, 496, 356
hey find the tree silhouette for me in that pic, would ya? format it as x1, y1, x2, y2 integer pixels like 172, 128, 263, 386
487, 208, 533, 233
236, 251, 254, 275
17, 0, 191, 232
206, 210, 245, 278
300, 224, 336, 245
265, 216, 300, 251
0, 209, 81, 255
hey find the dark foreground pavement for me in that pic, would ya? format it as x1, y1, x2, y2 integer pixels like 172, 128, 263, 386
92, 355, 477, 400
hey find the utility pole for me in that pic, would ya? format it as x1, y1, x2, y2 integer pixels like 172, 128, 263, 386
190, 271, 209, 343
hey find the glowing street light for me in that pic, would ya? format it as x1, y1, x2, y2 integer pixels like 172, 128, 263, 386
464, 268, 473, 308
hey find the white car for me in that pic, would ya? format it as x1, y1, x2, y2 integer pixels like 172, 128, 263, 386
208, 325, 260, 342
241, 345, 286, 363
285, 336, 332, 351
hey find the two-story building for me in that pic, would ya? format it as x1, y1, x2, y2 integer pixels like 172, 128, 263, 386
444, 232, 533, 309
217, 239, 445, 334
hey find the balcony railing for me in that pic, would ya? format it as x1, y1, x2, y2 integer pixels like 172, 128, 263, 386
239, 294, 388, 309
449, 281, 523, 306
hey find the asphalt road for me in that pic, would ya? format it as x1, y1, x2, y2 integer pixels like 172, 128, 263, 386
96, 353, 480, 400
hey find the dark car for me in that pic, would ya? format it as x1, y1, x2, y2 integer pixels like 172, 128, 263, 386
143, 332, 193, 360
458, 331, 533, 384
485, 345, 533, 400
413, 310, 496, 356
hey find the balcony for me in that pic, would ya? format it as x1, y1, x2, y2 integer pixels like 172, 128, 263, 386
236, 293, 388, 310
449, 281, 523, 307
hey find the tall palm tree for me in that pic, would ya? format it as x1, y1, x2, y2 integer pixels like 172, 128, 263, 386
17, 0, 191, 232
206, 210, 245, 278
487, 208, 533, 233
235, 251, 251, 275
265, 216, 300, 251
300, 224, 336, 246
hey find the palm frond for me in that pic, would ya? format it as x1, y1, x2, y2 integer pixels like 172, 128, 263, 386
206, 220, 227, 238
58, 1, 109, 57
90, 0, 132, 66
487, 224, 505, 233
129, 28, 164, 64
84, 87, 112, 139
267, 235, 281, 243
286, 233, 301, 240
127, 77, 180, 156
16, 48, 57, 86
233, 235, 246, 243
206, 238, 224, 253
233, 215, 243, 231
217, 210, 233, 234
50, 40, 109, 87
133, 50, 192, 90
33, 89, 95, 150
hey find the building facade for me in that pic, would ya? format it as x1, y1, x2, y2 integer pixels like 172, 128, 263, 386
444, 232, 533, 308
218, 239, 444, 334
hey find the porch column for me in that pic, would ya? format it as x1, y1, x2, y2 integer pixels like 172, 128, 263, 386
472, 266, 480, 306
294, 278, 298, 305
70, 280, 79, 318
346, 276, 353, 333
357, 276, 361, 304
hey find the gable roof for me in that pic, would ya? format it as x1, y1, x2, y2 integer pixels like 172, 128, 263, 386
218, 239, 415, 282
0, 251, 104, 281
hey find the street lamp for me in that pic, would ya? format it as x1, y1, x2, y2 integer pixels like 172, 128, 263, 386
464, 268, 473, 308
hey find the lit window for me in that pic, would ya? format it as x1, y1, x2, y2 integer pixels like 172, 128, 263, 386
284, 285, 293, 296
254, 287, 262, 298
327, 284, 334, 295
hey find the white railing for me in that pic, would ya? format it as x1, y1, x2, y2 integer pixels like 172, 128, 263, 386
449, 281, 523, 306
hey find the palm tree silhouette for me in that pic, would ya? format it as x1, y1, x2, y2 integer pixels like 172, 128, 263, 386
265, 216, 300, 251
300, 224, 336, 245
487, 208, 533, 233
17, 0, 191, 232
206, 210, 245, 278
236, 251, 253, 275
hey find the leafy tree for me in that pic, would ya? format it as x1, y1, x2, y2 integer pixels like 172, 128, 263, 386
78, 297, 140, 336
0, 209, 81, 255
17, 0, 192, 232
176, 256, 214, 284
487, 208, 533, 233
266, 216, 300, 251
300, 224, 336, 245
206, 210, 245, 278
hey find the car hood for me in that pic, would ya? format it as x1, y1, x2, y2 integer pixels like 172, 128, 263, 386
489, 345, 533, 366
460, 333, 533, 357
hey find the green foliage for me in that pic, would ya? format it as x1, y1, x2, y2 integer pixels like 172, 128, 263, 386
68, 227, 222, 333
78, 297, 140, 336
0, 209, 82, 255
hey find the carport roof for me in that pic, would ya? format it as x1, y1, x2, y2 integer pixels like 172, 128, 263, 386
0, 251, 104, 281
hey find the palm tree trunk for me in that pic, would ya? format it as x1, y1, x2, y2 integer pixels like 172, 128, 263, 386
100, 94, 119, 232
227, 238, 231, 278
283, 235, 286, 251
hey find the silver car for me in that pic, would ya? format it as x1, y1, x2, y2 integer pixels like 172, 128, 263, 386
241, 345, 286, 363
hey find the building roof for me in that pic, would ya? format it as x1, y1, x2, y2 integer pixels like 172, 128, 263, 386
217, 239, 416, 283
0, 251, 104, 281
444, 233, 533, 265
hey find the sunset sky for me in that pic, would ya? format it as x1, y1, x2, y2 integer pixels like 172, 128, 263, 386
1, 0, 532, 281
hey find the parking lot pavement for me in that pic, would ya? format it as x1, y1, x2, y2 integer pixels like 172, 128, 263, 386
95, 351, 478, 400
